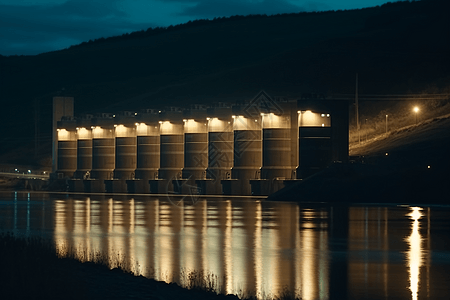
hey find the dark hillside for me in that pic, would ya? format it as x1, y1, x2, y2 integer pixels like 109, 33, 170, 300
1, 0, 449, 165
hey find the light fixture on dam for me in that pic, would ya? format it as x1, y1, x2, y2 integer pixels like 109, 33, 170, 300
91, 126, 113, 138
56, 128, 72, 141
159, 121, 181, 135
76, 127, 91, 139
232, 115, 260, 131
207, 117, 229, 132
114, 124, 135, 137
135, 122, 159, 136
298, 110, 331, 127
183, 119, 206, 132
261, 112, 290, 129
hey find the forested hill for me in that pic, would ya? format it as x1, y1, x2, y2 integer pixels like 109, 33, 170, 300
1, 0, 449, 165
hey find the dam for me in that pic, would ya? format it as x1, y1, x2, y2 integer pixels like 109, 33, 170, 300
53, 93, 349, 195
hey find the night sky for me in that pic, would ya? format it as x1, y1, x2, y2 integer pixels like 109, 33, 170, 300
1, 0, 390, 56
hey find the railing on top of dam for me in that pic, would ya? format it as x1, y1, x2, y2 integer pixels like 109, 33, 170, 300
0, 172, 49, 180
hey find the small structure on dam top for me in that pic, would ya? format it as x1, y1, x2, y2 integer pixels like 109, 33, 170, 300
53, 93, 349, 196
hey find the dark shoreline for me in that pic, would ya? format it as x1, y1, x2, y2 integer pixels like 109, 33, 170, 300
0, 233, 298, 300
268, 160, 450, 204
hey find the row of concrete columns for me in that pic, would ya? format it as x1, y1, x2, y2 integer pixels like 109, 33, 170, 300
55, 99, 348, 195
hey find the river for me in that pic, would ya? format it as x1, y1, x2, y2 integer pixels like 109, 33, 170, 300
1, 191, 449, 299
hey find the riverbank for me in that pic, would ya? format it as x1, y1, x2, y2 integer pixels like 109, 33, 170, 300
0, 175, 24, 190
269, 113, 450, 203
0, 233, 297, 300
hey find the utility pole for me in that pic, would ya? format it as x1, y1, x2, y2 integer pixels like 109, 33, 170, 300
34, 98, 40, 158
365, 118, 368, 141
355, 73, 360, 143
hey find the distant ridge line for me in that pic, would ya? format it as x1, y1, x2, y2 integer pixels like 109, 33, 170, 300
332, 94, 450, 101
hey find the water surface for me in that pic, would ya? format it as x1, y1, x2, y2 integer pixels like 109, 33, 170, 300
1, 191, 449, 299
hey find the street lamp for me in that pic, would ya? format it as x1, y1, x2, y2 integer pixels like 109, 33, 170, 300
385, 115, 388, 134
365, 118, 368, 141
413, 106, 419, 124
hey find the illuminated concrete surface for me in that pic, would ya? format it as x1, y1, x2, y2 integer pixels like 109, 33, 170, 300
54, 96, 349, 195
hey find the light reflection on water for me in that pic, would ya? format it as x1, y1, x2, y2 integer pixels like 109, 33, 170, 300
1, 192, 450, 299
406, 207, 424, 300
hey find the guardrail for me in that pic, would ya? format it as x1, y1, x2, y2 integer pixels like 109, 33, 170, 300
0, 172, 50, 180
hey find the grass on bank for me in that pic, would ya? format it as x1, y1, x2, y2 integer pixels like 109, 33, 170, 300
0, 233, 300, 300
349, 97, 450, 144
0, 233, 88, 299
